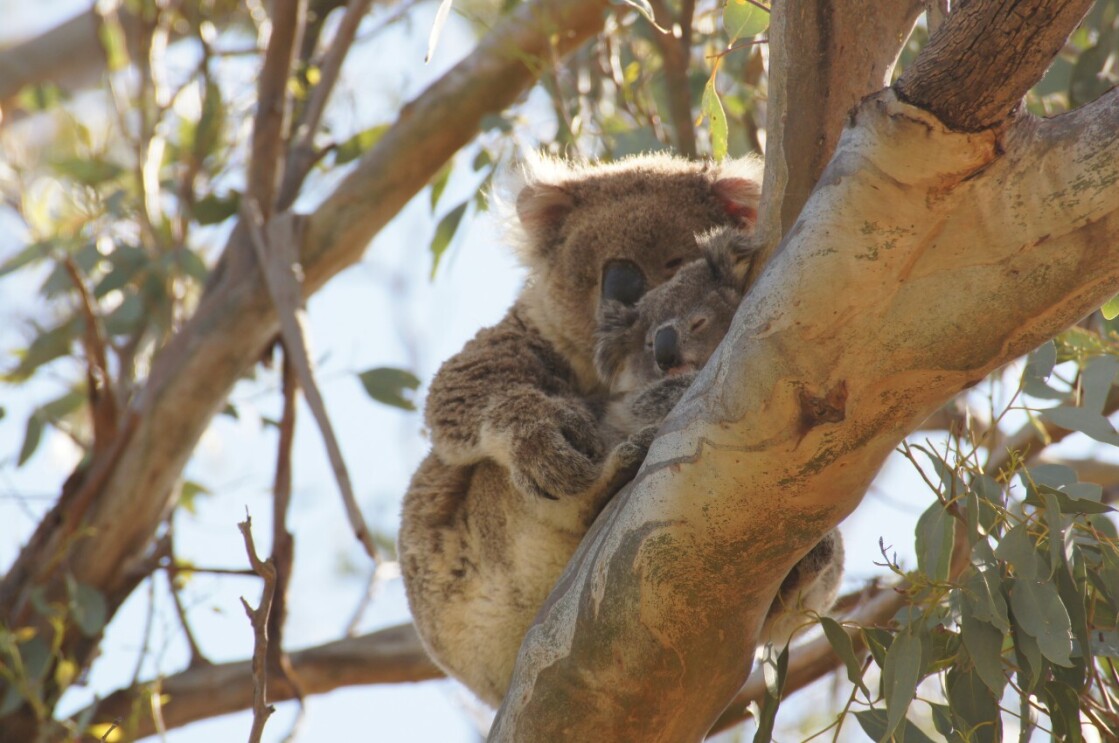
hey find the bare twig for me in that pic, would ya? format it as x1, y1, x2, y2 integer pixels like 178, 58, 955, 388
247, 0, 307, 215
267, 355, 307, 726
647, 0, 697, 157
245, 204, 381, 563
278, 0, 375, 209
237, 515, 277, 743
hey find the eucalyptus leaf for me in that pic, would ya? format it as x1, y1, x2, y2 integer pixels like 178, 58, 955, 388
430, 201, 468, 278
916, 498, 955, 582
1010, 578, 1074, 667
820, 617, 869, 696
358, 367, 421, 411
701, 78, 728, 161
881, 625, 923, 739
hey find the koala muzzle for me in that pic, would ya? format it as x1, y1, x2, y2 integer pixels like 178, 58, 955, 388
654, 326, 682, 373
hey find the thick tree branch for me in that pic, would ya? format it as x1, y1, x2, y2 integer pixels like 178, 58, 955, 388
895, 0, 1095, 131
80, 624, 440, 738
492, 81, 1119, 743
750, 0, 923, 280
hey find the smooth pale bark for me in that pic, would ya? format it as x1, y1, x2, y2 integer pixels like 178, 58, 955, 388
758, 0, 923, 248
492, 86, 1119, 741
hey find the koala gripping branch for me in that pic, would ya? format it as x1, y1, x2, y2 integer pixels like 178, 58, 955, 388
491, 88, 1119, 741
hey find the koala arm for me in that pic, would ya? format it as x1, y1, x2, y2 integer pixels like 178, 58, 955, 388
425, 311, 606, 499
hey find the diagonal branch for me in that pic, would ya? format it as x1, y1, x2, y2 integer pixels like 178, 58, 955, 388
895, 0, 1095, 131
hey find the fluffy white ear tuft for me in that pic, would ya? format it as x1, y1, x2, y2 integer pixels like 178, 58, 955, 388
713, 177, 761, 227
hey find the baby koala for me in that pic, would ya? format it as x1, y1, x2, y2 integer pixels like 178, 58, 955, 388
595, 226, 845, 644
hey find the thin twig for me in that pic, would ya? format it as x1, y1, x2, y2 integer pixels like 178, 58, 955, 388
238, 514, 277, 743
278, 0, 375, 209
245, 203, 382, 563
267, 354, 307, 721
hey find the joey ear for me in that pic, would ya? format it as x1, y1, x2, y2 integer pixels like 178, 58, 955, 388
516, 183, 575, 248
713, 177, 761, 227
699, 227, 759, 291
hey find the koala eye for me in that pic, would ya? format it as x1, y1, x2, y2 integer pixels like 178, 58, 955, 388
601, 260, 647, 306
691, 316, 708, 332
665, 257, 684, 271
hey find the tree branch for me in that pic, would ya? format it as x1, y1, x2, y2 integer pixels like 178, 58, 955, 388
895, 0, 1095, 131
749, 0, 923, 281
247, 0, 306, 214
80, 623, 440, 738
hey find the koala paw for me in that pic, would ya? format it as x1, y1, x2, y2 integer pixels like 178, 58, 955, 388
509, 406, 605, 500
600, 424, 658, 493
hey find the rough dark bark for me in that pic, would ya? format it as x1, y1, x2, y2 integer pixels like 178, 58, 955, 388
895, 0, 1095, 131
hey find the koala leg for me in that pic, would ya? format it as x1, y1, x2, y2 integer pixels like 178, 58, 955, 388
760, 529, 845, 646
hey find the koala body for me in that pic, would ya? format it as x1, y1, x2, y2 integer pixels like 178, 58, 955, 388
596, 226, 845, 645
399, 153, 763, 706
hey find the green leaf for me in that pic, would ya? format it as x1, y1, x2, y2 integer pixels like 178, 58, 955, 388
1102, 293, 1119, 320
430, 201, 468, 278
1043, 680, 1083, 742
194, 191, 241, 225
429, 162, 453, 210
18, 413, 44, 467
98, 13, 129, 71
946, 664, 1001, 743
68, 580, 107, 637
752, 642, 787, 743
180, 480, 212, 515
916, 498, 955, 582
103, 294, 145, 336
854, 709, 937, 743
959, 613, 1007, 698
50, 157, 125, 187
1039, 404, 1119, 446
863, 626, 894, 669
701, 78, 728, 161
358, 367, 421, 411
963, 563, 1010, 633
1011, 619, 1046, 692
334, 124, 389, 165
619, 0, 668, 31
1023, 341, 1063, 399
5, 319, 80, 382
1010, 578, 1074, 667
881, 625, 923, 740
0, 241, 52, 277
723, 0, 770, 41
1080, 354, 1119, 413
820, 617, 869, 696
995, 523, 1047, 581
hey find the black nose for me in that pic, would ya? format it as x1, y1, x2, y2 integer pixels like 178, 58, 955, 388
654, 326, 681, 372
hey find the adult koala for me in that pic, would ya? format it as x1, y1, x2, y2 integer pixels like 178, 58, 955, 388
399, 153, 762, 706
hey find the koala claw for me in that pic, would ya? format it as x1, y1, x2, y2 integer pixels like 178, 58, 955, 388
510, 413, 605, 499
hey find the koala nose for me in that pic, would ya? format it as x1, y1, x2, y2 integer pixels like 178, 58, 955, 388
654, 326, 681, 373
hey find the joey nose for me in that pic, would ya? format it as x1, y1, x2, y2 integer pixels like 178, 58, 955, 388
654, 326, 681, 372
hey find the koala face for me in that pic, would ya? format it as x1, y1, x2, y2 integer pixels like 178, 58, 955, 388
595, 226, 757, 394
509, 153, 762, 386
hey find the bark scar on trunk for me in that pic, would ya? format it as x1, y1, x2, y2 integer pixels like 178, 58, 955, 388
797, 381, 848, 435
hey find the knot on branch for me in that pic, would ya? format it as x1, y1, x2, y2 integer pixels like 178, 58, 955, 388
797, 381, 848, 434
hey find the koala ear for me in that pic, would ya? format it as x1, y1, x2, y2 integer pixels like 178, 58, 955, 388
712, 177, 761, 227
700, 227, 759, 291
516, 183, 575, 252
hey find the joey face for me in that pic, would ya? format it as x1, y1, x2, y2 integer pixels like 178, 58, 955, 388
595, 225, 758, 394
